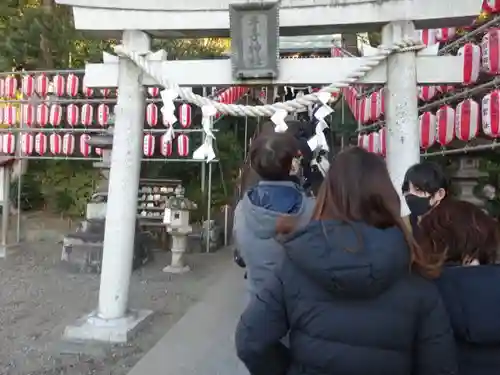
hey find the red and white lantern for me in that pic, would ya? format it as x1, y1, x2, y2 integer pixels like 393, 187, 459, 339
49, 133, 62, 154
436, 105, 456, 145
146, 103, 158, 127
378, 127, 386, 156
2, 133, 15, 154
177, 134, 190, 157
369, 91, 382, 122
482, 90, 500, 137
83, 84, 93, 97
97, 104, 109, 127
147, 87, 160, 97
418, 86, 437, 102
160, 133, 173, 157
455, 99, 480, 141
35, 74, 49, 97
358, 97, 371, 124
0, 78, 5, 97
81, 104, 94, 127
4, 76, 17, 99
419, 112, 437, 149
79, 134, 92, 157
49, 104, 62, 127
62, 134, 75, 155
437, 85, 454, 94
66, 73, 79, 97
143, 133, 155, 157
458, 43, 481, 85
357, 134, 367, 149
179, 103, 192, 128
436, 28, 456, 42
21, 133, 34, 155
35, 133, 48, 155
66, 104, 79, 126
95, 147, 102, 156
483, 0, 500, 14
100, 88, 110, 97
52, 75, 65, 96
36, 104, 49, 127
481, 28, 500, 75
4, 105, 17, 125
21, 104, 35, 127
366, 132, 380, 153
21, 75, 35, 97
416, 29, 437, 46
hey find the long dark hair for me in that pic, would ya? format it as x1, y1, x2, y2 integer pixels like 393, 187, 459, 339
312, 147, 436, 277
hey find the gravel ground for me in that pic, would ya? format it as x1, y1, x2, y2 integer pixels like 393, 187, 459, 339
0, 214, 233, 375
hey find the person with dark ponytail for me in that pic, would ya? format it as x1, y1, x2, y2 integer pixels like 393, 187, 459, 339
403, 161, 500, 375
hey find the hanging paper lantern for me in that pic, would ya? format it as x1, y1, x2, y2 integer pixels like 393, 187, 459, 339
83, 84, 93, 97
0, 78, 5, 97
97, 104, 109, 127
52, 75, 65, 96
418, 86, 437, 102
35, 74, 49, 97
100, 88, 110, 97
146, 103, 158, 127
179, 103, 192, 128
143, 133, 155, 157
36, 104, 49, 127
436, 28, 456, 42
80, 134, 92, 157
358, 97, 371, 124
21, 133, 34, 155
369, 91, 382, 122
160, 133, 173, 157
437, 85, 454, 94
357, 134, 366, 149
483, 0, 500, 13
21, 104, 35, 127
419, 112, 437, 149
49, 133, 62, 155
481, 28, 500, 75
49, 104, 63, 127
62, 134, 75, 155
81, 104, 94, 127
95, 147, 103, 156
458, 43, 481, 85
148, 87, 160, 97
2, 133, 15, 154
35, 133, 48, 155
482, 90, 500, 137
177, 134, 190, 157
436, 105, 456, 145
4, 105, 17, 125
4, 76, 17, 99
416, 29, 437, 46
378, 127, 386, 156
21, 75, 35, 97
366, 132, 380, 153
455, 99, 480, 141
66, 104, 79, 126
66, 74, 79, 97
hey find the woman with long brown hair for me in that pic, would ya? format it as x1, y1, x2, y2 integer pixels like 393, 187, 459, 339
403, 161, 500, 375
235, 147, 456, 375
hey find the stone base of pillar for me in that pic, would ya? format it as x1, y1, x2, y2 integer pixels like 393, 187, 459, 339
0, 246, 5, 258
63, 309, 153, 343
162, 264, 191, 274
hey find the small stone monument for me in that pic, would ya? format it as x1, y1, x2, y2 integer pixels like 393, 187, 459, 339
162, 185, 197, 274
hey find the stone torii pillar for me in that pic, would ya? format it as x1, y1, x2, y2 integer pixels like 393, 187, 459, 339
63, 30, 155, 343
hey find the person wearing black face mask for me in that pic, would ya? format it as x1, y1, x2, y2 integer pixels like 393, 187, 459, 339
402, 162, 448, 234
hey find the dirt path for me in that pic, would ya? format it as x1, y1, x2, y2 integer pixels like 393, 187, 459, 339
0, 214, 233, 375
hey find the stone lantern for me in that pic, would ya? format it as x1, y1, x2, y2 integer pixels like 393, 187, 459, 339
162, 185, 197, 274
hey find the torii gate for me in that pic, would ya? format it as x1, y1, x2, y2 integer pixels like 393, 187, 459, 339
56, 0, 481, 343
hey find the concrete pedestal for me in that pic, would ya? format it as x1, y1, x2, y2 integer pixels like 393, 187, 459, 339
163, 234, 190, 274
64, 309, 153, 344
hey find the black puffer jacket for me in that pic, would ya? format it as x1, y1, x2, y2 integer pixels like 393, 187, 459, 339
235, 220, 457, 375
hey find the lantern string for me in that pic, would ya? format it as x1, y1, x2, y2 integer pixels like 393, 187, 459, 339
422, 141, 500, 157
